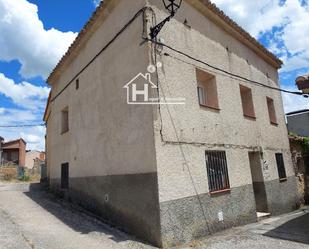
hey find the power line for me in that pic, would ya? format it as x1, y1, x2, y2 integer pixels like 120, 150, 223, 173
50, 7, 148, 103
0, 124, 45, 128
144, 38, 309, 98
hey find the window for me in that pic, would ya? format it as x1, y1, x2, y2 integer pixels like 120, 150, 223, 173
196, 69, 219, 110
240, 85, 255, 119
76, 79, 79, 90
205, 151, 230, 193
267, 97, 277, 125
61, 107, 69, 134
275, 153, 287, 181
61, 163, 69, 189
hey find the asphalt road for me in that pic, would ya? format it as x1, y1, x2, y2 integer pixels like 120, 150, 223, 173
0, 183, 308, 249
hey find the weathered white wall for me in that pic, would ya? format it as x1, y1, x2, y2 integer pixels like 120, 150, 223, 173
25, 151, 41, 169
147, 1, 294, 203
47, 0, 157, 179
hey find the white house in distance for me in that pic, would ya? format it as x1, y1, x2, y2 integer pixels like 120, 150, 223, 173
44, 0, 299, 247
25, 151, 45, 169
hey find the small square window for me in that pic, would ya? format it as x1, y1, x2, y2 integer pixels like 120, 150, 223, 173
267, 97, 277, 125
240, 85, 256, 119
196, 69, 219, 110
61, 107, 69, 134
76, 79, 79, 90
275, 153, 287, 181
205, 151, 230, 193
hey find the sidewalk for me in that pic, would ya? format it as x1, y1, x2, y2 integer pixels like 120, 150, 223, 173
182, 207, 309, 249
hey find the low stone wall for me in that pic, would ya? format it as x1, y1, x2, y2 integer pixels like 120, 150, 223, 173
159, 184, 257, 247
0, 166, 18, 181
265, 176, 300, 215
48, 175, 299, 248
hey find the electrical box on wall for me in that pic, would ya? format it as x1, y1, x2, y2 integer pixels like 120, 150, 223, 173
218, 211, 224, 222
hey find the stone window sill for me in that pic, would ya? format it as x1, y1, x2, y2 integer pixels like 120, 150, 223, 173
200, 104, 220, 112
244, 114, 256, 120
210, 189, 231, 196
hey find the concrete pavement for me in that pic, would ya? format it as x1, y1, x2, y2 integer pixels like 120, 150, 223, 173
0, 185, 154, 249
181, 208, 309, 249
0, 183, 308, 249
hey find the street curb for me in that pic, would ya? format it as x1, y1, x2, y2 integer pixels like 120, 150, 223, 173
0, 182, 45, 192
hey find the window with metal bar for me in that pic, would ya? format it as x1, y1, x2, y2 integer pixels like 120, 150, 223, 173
205, 151, 230, 193
275, 153, 287, 181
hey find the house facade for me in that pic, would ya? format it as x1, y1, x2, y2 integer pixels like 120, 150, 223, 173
25, 150, 46, 169
44, 0, 299, 247
2, 139, 26, 167
287, 109, 309, 137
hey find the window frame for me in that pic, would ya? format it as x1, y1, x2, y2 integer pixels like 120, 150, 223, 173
196, 69, 220, 111
267, 97, 278, 125
205, 151, 231, 194
239, 84, 256, 119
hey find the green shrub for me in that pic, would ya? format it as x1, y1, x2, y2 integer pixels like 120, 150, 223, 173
303, 137, 309, 154
289, 132, 298, 137
18, 175, 30, 182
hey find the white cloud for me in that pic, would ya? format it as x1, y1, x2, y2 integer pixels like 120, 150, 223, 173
281, 86, 309, 113
212, 0, 287, 37
0, 73, 49, 110
0, 74, 48, 151
93, 0, 102, 7
0, 0, 77, 79
212, 0, 309, 73
0, 107, 45, 150
0, 108, 38, 125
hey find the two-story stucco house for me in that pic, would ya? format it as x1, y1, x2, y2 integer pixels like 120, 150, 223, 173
44, 0, 299, 247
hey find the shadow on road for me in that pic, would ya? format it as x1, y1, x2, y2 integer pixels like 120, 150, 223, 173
264, 211, 309, 245
23, 183, 144, 245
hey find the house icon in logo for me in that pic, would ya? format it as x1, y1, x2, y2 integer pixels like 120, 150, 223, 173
123, 73, 158, 104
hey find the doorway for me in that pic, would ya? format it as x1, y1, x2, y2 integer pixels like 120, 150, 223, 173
248, 152, 268, 213
61, 163, 69, 189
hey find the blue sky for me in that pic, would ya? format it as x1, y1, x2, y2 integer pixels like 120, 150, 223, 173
0, 0, 308, 150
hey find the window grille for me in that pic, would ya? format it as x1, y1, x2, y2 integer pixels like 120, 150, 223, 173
205, 151, 230, 193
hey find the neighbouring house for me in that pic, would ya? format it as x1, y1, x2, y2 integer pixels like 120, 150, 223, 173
286, 109, 309, 137
2, 139, 26, 167
0, 136, 3, 165
289, 135, 309, 204
44, 0, 299, 247
296, 74, 309, 94
25, 150, 46, 169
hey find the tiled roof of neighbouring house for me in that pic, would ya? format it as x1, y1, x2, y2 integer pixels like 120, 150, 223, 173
286, 109, 309, 116
296, 75, 309, 82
